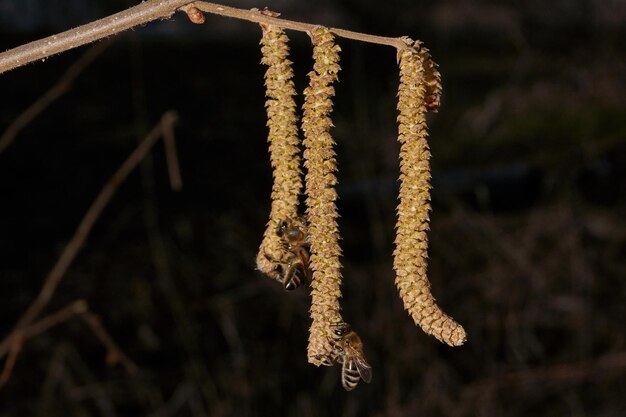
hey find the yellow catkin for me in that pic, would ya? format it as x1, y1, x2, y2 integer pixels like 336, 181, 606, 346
301, 27, 345, 365
255, 25, 302, 279
394, 38, 466, 346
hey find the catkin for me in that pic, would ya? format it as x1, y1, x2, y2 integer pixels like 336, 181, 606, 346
301, 27, 345, 365
394, 38, 466, 346
255, 25, 302, 279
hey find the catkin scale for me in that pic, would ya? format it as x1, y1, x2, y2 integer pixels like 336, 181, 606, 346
420, 47, 442, 113
394, 38, 466, 347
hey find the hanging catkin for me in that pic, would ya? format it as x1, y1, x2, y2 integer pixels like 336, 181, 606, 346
301, 27, 345, 365
394, 38, 466, 346
255, 25, 303, 281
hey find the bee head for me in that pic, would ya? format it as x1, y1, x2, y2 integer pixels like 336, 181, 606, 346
333, 322, 351, 337
276, 220, 289, 237
285, 227, 305, 243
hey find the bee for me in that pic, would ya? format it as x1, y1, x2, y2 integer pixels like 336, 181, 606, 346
331, 322, 372, 391
263, 216, 311, 291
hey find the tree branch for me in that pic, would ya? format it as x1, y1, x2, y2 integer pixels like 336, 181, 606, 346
0, 0, 191, 75
0, 0, 412, 75
189, 2, 412, 49
0, 111, 179, 360
0, 41, 110, 155
0, 300, 138, 389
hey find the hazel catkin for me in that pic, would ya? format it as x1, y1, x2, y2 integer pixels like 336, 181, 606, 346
394, 38, 466, 346
300, 27, 346, 365
255, 25, 303, 283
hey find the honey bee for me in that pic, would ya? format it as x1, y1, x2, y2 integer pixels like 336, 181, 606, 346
331, 323, 372, 391
263, 216, 311, 291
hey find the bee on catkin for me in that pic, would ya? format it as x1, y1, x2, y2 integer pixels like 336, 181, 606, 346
331, 322, 372, 391
255, 25, 305, 289
270, 216, 312, 291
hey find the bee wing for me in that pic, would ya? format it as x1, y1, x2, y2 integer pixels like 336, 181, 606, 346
354, 356, 372, 383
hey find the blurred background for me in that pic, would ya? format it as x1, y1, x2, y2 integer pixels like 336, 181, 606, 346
1, 0, 625, 416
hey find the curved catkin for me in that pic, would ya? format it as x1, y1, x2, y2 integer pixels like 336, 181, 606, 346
255, 25, 302, 279
301, 27, 344, 365
394, 38, 466, 346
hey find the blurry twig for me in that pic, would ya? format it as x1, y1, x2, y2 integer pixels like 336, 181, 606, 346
149, 382, 194, 417
80, 311, 138, 374
0, 41, 110, 155
21, 300, 88, 339
452, 203, 544, 283
453, 351, 626, 417
0, 300, 138, 388
0, 111, 179, 387
55, 344, 117, 417
463, 350, 626, 396
0, 300, 87, 388
0, 301, 85, 388
140, 139, 218, 411
0, 336, 22, 388
162, 115, 183, 191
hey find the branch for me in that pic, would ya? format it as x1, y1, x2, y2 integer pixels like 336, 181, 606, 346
79, 311, 138, 375
0, 301, 84, 388
0, 41, 110, 155
462, 350, 626, 398
0, 0, 413, 75
0, 0, 192, 75
0, 111, 179, 360
0, 300, 138, 389
189, 2, 412, 49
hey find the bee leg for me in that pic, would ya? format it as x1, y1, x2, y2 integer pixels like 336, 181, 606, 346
261, 251, 285, 283
282, 260, 306, 291
290, 246, 312, 285
314, 354, 335, 367
273, 264, 286, 283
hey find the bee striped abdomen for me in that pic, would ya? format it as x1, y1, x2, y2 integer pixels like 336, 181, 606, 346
341, 359, 361, 391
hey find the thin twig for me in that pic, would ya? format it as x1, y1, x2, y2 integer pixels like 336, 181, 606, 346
0, 335, 22, 388
0, 300, 137, 389
80, 312, 138, 375
21, 300, 88, 340
463, 350, 626, 396
0, 0, 191, 75
0, 301, 84, 389
190, 2, 412, 49
161, 114, 183, 191
0, 1, 413, 75
0, 41, 111, 155
0, 111, 179, 360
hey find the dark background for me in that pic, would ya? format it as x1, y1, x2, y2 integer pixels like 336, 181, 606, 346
1, 0, 625, 416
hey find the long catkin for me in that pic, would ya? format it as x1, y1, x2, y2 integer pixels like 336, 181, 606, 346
394, 38, 466, 346
301, 27, 345, 365
255, 25, 302, 279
